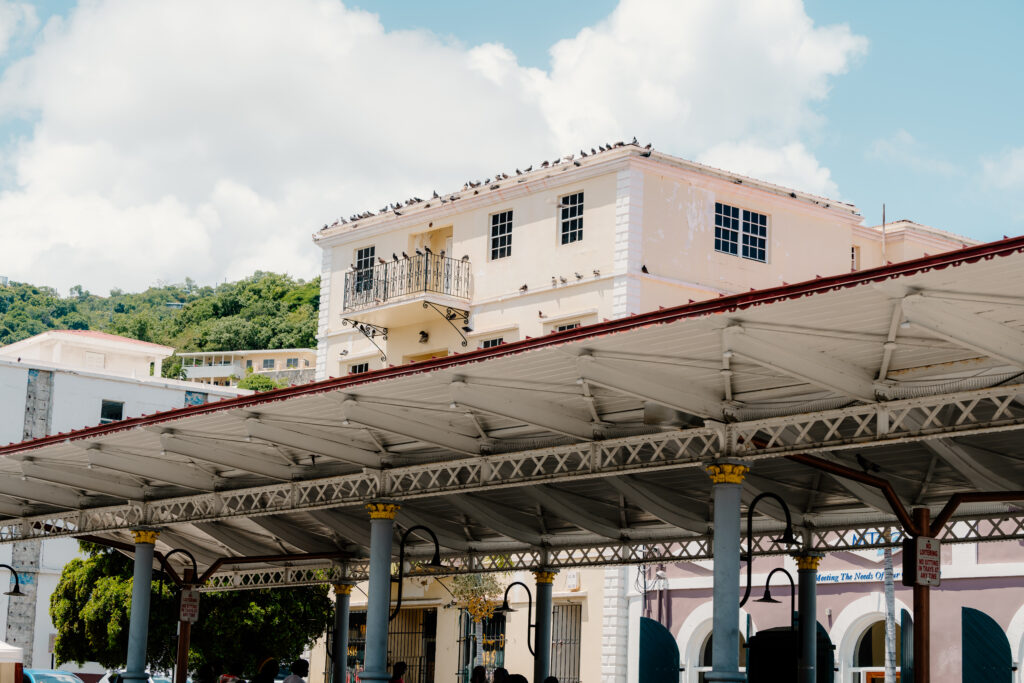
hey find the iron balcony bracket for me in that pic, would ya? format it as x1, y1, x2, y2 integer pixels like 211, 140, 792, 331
422, 302, 470, 348
342, 318, 389, 362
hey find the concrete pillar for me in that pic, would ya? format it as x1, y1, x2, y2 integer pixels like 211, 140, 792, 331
795, 552, 823, 683
705, 461, 749, 683
332, 584, 352, 683
360, 503, 399, 683
533, 570, 557, 683
124, 529, 160, 683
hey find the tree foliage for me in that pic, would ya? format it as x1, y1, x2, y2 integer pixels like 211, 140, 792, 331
0, 272, 319, 376
50, 543, 333, 675
235, 368, 288, 392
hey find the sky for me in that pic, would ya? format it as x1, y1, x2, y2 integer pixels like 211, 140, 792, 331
0, 0, 1022, 294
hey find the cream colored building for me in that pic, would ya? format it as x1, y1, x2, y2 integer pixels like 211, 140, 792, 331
179, 348, 317, 386
310, 143, 976, 683
0, 329, 172, 379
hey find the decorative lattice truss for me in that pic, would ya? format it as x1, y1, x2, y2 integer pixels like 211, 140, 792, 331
200, 513, 1024, 591
4, 384, 1024, 543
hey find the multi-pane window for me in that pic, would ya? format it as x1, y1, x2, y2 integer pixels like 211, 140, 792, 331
715, 202, 768, 262
560, 192, 584, 244
555, 322, 581, 332
354, 246, 375, 293
714, 202, 740, 255
245, 360, 253, 369
741, 209, 767, 262
490, 210, 513, 260
481, 337, 504, 349
286, 358, 298, 368
262, 358, 275, 369
100, 400, 124, 424
851, 245, 861, 271
349, 362, 369, 374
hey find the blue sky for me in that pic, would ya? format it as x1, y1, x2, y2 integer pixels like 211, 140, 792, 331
0, 0, 1021, 292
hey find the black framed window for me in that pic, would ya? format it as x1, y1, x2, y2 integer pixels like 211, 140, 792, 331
100, 400, 124, 424
490, 210, 513, 260
560, 192, 584, 244
714, 202, 740, 255
349, 362, 369, 374
480, 337, 504, 349
741, 209, 768, 262
355, 246, 375, 293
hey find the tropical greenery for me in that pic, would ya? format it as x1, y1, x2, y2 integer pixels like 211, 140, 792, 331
0, 272, 319, 377
50, 543, 333, 674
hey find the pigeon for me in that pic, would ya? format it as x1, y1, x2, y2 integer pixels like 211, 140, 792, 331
394, 209, 402, 215
631, 136, 638, 145
393, 253, 399, 261
591, 148, 597, 155
402, 251, 409, 259
439, 250, 445, 257
519, 284, 528, 292
424, 245, 432, 254
378, 257, 387, 265
559, 276, 567, 284
541, 161, 550, 168
644, 143, 652, 149
432, 190, 439, 198
415, 248, 423, 256
350, 263, 355, 269
580, 150, 588, 157
516, 169, 523, 176
641, 265, 649, 274
524, 165, 532, 172
593, 269, 600, 276
538, 310, 546, 318
575, 272, 583, 279
574, 160, 582, 166
461, 254, 470, 261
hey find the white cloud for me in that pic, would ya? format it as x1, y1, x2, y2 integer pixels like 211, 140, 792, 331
0, 0, 865, 293
867, 129, 956, 176
0, 1, 36, 57
982, 147, 1024, 190
698, 141, 839, 198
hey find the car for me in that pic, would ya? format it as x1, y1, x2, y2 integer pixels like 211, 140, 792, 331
97, 672, 155, 683
23, 670, 86, 683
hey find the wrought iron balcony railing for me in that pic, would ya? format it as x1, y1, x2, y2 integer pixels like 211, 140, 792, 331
343, 253, 471, 312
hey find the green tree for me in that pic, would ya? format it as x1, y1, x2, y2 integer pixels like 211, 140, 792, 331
50, 543, 332, 675
235, 368, 288, 392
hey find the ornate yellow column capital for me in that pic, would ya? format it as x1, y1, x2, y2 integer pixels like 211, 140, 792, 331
333, 583, 354, 596
131, 529, 160, 545
705, 462, 749, 485
365, 502, 401, 519
794, 552, 824, 571
533, 570, 558, 584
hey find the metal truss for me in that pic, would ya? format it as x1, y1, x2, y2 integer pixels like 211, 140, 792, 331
4, 384, 1024, 544
200, 512, 1024, 591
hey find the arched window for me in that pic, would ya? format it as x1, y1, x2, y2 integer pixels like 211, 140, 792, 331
695, 633, 747, 682
852, 620, 901, 679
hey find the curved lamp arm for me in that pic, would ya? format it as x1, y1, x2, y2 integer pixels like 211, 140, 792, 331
163, 548, 199, 585
495, 581, 535, 656
760, 567, 797, 632
0, 563, 23, 597
390, 525, 442, 621
740, 492, 797, 607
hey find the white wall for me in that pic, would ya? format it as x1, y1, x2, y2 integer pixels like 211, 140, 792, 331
0, 366, 29, 447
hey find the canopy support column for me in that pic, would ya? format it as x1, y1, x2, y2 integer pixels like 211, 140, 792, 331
795, 551, 823, 683
333, 583, 352, 683
361, 503, 399, 683
533, 570, 557, 683
706, 462, 748, 683
124, 529, 160, 683
913, 506, 931, 683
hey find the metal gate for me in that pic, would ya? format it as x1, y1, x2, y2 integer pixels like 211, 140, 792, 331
345, 608, 437, 683
962, 607, 1012, 683
456, 611, 506, 682
639, 617, 679, 683
550, 604, 582, 683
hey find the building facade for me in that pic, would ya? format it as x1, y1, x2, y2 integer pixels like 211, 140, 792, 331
178, 348, 317, 387
0, 332, 245, 676
310, 144, 981, 683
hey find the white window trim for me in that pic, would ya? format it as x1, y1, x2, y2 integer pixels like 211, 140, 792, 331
714, 201, 769, 263
489, 209, 514, 261
557, 190, 585, 246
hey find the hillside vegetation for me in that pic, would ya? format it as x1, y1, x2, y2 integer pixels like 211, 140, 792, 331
0, 272, 319, 377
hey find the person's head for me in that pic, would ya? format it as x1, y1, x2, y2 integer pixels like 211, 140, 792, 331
507, 676, 529, 683
470, 665, 486, 682
543, 677, 559, 683
253, 658, 278, 683
492, 668, 509, 683
392, 662, 407, 676
291, 660, 309, 678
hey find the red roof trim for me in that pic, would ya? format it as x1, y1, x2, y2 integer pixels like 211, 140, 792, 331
2, 235, 1022, 455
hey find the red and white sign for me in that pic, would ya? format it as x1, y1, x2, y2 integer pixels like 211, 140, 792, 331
180, 589, 201, 623
913, 537, 941, 586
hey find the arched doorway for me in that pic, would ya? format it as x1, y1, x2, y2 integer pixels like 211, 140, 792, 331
693, 632, 747, 682
851, 620, 901, 682
639, 617, 679, 683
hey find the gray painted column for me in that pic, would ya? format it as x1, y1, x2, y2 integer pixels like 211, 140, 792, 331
533, 570, 557, 683
796, 552, 823, 683
705, 462, 748, 683
332, 584, 352, 683
124, 529, 159, 683
360, 503, 398, 683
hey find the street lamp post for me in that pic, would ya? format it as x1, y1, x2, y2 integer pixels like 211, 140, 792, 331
162, 549, 199, 683
0, 564, 25, 597
390, 525, 443, 620
754, 567, 797, 632
739, 492, 798, 608
492, 581, 536, 656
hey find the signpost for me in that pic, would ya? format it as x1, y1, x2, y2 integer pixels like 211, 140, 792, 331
179, 589, 200, 623
902, 536, 941, 587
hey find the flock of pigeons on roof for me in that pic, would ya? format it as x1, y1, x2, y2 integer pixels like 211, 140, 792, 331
320, 138, 652, 233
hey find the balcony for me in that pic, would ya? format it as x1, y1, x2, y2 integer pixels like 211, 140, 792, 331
343, 253, 471, 319
182, 363, 244, 380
